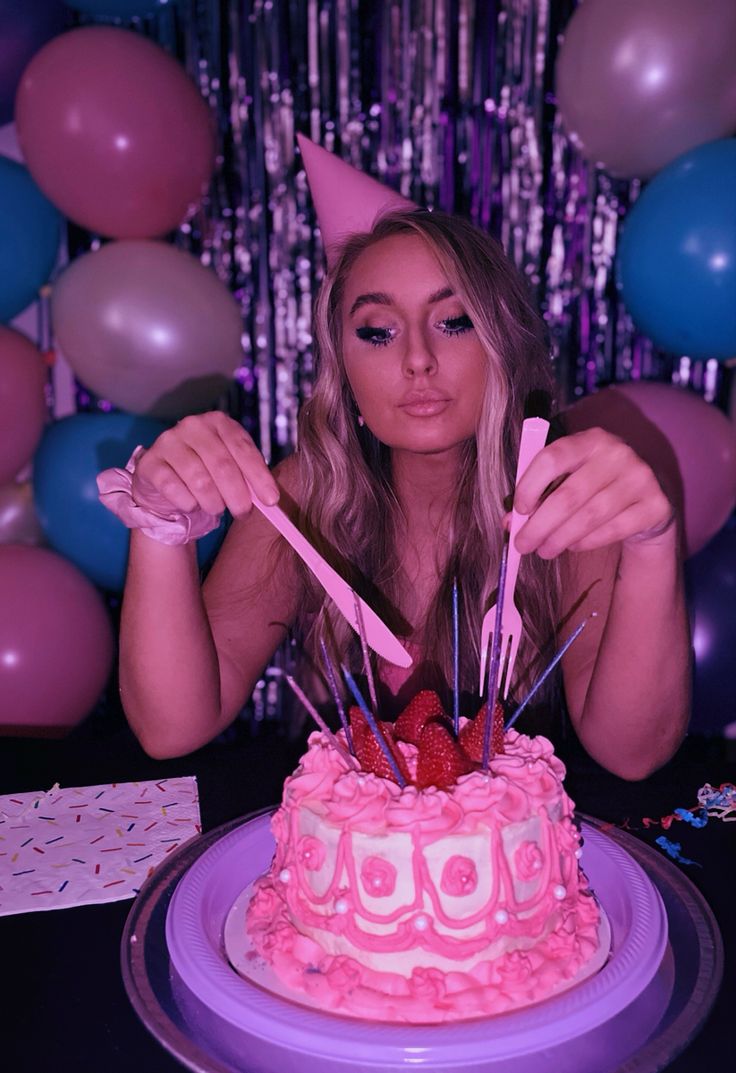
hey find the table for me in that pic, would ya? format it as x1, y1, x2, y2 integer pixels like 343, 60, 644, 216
2, 708, 733, 1073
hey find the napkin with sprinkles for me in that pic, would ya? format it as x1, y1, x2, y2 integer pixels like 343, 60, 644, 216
0, 777, 200, 916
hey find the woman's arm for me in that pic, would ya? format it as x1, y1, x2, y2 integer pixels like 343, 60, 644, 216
117, 414, 301, 759
514, 427, 691, 780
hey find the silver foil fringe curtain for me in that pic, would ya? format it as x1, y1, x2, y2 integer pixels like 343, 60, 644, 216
67, 0, 725, 468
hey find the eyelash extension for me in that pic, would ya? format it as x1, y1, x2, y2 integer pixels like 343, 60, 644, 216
438, 315, 473, 336
355, 326, 394, 347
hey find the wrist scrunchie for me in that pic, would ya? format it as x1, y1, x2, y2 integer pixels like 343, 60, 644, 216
96, 445, 222, 546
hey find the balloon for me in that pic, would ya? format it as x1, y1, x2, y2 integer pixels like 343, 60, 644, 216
0, 0, 66, 126
555, 0, 736, 179
32, 411, 227, 591
65, 1, 168, 15
686, 515, 736, 735
0, 326, 47, 484
15, 26, 216, 239
564, 382, 736, 558
0, 481, 44, 546
0, 545, 114, 736
51, 240, 243, 418
617, 139, 736, 360
0, 156, 61, 322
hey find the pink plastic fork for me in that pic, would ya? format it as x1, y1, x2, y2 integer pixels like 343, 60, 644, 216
479, 417, 550, 697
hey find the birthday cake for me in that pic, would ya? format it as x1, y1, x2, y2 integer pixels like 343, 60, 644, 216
245, 691, 602, 1023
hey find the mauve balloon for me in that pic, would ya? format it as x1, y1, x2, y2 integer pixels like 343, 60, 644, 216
0, 327, 47, 485
15, 26, 216, 238
0, 481, 44, 546
51, 240, 243, 418
0, 546, 114, 736
564, 383, 736, 558
555, 0, 736, 178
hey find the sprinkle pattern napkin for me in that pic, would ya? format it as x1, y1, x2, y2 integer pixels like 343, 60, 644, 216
0, 777, 200, 916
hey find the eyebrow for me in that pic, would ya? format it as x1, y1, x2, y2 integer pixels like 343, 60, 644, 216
348, 286, 454, 316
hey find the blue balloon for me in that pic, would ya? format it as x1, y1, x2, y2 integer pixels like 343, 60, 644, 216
0, 156, 62, 322
617, 139, 736, 360
685, 514, 736, 736
32, 412, 226, 591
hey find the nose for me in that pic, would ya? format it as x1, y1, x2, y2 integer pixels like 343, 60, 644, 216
401, 328, 437, 377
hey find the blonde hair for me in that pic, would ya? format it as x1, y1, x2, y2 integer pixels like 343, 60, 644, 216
293, 208, 561, 702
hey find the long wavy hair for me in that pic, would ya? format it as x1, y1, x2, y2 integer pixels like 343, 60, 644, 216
292, 207, 561, 704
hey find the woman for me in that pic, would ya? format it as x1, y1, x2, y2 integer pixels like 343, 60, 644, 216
107, 208, 690, 778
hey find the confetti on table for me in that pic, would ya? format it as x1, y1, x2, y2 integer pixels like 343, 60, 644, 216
654, 836, 701, 868
0, 777, 200, 916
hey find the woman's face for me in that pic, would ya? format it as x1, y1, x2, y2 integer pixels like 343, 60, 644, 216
340, 233, 488, 458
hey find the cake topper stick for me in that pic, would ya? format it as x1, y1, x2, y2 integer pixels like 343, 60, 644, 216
341, 665, 407, 788
452, 576, 460, 737
504, 614, 596, 731
284, 674, 358, 767
353, 590, 380, 717
320, 635, 354, 755
482, 541, 509, 771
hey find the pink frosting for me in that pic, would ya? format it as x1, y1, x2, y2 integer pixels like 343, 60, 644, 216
360, 856, 397, 897
441, 855, 479, 896
246, 724, 602, 1023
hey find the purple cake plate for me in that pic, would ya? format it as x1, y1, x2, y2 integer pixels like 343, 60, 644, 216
121, 810, 723, 1073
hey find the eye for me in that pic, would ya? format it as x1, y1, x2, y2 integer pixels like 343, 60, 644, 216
355, 325, 395, 347
438, 314, 473, 336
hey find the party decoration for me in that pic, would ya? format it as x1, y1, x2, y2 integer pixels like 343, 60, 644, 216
51, 240, 243, 418
555, 0, 736, 179
64, 1, 169, 16
617, 139, 736, 360
32, 412, 226, 591
686, 516, 736, 736
0, 156, 61, 322
0, 0, 66, 126
297, 133, 415, 267
0, 481, 44, 546
0, 545, 114, 735
565, 383, 736, 558
0, 326, 47, 484
15, 26, 216, 238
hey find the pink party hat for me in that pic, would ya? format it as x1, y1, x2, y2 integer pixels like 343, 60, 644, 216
297, 133, 417, 267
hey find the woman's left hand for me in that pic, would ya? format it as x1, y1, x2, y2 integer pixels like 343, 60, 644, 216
511, 427, 675, 559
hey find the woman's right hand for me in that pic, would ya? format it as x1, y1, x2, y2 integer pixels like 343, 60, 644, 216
133, 412, 281, 518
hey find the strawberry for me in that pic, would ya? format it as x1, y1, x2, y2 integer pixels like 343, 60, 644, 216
459, 700, 506, 763
349, 707, 409, 785
393, 689, 447, 745
415, 722, 473, 791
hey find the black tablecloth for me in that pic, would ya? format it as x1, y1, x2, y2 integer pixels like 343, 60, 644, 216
2, 709, 733, 1073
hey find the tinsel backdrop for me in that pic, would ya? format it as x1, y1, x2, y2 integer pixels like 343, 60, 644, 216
65, 0, 729, 464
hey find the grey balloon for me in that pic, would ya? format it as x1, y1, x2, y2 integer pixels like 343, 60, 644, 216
51, 240, 244, 418
555, 0, 736, 179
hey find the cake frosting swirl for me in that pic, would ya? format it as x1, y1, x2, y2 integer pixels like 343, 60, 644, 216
246, 715, 602, 1022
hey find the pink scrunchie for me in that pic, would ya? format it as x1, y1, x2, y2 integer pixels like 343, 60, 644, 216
96, 446, 222, 546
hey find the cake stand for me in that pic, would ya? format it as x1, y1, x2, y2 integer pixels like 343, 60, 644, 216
121, 809, 723, 1073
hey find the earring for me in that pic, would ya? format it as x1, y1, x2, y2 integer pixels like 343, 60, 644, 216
357, 414, 365, 427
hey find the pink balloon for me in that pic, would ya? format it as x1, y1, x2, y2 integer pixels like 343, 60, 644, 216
564, 383, 736, 557
0, 546, 114, 736
0, 326, 47, 484
15, 26, 216, 239
555, 0, 736, 179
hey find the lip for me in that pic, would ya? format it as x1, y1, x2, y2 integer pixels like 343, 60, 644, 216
398, 392, 451, 417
